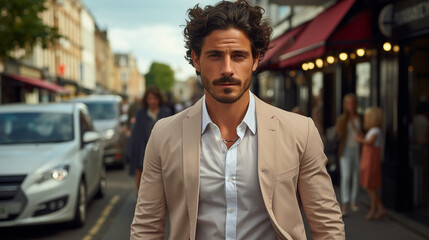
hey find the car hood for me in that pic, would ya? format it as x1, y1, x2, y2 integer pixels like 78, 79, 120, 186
0, 142, 76, 175
93, 119, 118, 131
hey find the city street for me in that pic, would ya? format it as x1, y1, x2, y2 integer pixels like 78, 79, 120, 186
0, 165, 427, 240
0, 167, 136, 240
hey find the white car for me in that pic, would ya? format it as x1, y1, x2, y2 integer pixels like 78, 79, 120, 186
67, 95, 126, 168
0, 103, 106, 228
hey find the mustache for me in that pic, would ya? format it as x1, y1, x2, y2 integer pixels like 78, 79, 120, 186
212, 76, 241, 85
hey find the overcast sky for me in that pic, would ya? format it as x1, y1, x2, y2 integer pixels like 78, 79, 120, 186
82, 0, 219, 81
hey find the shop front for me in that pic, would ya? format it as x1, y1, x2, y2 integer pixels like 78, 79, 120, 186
1, 61, 68, 104
258, 0, 374, 136
377, 0, 429, 225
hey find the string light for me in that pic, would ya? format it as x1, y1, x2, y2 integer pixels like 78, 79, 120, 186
339, 52, 348, 61
356, 48, 365, 57
326, 56, 335, 64
393, 45, 400, 52
315, 59, 323, 68
302, 63, 308, 71
383, 42, 392, 51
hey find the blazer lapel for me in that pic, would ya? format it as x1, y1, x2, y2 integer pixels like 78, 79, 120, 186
255, 97, 277, 210
255, 96, 293, 240
182, 99, 203, 239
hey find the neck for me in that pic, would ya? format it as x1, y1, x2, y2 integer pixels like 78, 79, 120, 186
205, 90, 250, 138
149, 107, 159, 114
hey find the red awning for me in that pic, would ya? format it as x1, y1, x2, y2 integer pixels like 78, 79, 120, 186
259, 23, 307, 70
279, 0, 355, 68
4, 74, 69, 93
327, 10, 372, 50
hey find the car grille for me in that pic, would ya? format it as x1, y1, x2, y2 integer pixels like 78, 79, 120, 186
0, 175, 26, 201
0, 175, 26, 221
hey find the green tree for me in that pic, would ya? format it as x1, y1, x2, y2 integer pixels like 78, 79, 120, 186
145, 62, 175, 91
0, 0, 61, 59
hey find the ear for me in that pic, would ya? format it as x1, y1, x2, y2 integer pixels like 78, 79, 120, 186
252, 54, 260, 72
191, 51, 201, 73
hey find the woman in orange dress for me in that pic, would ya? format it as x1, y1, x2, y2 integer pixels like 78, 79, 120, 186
356, 107, 386, 220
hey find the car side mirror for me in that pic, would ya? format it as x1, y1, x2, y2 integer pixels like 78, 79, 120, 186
83, 131, 100, 144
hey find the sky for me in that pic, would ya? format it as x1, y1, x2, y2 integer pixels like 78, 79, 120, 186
82, 0, 219, 81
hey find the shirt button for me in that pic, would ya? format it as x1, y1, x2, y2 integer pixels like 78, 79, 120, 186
228, 208, 235, 213
227, 177, 232, 182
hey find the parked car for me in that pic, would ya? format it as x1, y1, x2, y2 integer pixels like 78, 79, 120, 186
0, 103, 106, 228
67, 95, 126, 168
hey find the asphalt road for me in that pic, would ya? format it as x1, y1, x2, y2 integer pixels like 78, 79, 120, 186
0, 166, 136, 240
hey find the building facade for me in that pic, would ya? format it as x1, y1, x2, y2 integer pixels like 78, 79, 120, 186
0, 0, 131, 103
114, 54, 145, 99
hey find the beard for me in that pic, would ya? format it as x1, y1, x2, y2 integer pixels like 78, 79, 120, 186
202, 75, 251, 104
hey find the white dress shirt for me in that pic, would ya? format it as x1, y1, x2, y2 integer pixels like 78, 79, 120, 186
196, 92, 277, 240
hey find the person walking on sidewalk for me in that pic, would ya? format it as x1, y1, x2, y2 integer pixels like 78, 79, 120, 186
336, 93, 363, 216
355, 107, 386, 220
131, 1, 344, 239
128, 87, 172, 191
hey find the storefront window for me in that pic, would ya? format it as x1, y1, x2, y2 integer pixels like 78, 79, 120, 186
409, 38, 429, 220
356, 62, 371, 114
311, 72, 323, 136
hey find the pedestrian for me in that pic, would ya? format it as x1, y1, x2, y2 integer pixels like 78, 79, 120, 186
335, 93, 362, 216
131, 1, 344, 239
128, 86, 172, 191
355, 107, 386, 220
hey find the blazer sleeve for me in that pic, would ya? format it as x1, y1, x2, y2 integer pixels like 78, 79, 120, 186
130, 122, 167, 240
298, 118, 345, 240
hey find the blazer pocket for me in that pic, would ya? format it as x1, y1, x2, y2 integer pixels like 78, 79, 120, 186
275, 164, 299, 182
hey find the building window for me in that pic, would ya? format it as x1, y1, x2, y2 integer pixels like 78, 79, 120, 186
356, 62, 371, 114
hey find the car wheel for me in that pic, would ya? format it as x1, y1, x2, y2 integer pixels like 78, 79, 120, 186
95, 164, 106, 199
71, 180, 87, 228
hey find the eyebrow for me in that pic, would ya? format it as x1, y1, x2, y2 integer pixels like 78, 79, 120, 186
204, 50, 250, 56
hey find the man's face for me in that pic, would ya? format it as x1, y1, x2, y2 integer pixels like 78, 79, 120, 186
191, 28, 259, 104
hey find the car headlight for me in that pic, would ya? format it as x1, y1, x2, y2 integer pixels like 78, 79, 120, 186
103, 129, 115, 140
38, 165, 69, 183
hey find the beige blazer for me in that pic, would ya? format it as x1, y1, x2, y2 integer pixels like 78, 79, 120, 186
131, 95, 345, 240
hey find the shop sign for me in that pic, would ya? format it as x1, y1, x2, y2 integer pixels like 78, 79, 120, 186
394, 0, 429, 37
19, 66, 42, 79
380, 0, 429, 39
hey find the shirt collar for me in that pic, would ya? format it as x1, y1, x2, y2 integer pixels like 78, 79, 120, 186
201, 91, 257, 135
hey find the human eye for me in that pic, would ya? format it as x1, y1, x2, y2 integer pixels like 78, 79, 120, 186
233, 53, 247, 61
207, 52, 221, 59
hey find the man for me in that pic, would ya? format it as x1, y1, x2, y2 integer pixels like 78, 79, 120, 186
131, 1, 345, 239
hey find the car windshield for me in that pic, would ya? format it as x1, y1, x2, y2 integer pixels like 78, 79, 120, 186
0, 112, 74, 144
84, 102, 117, 120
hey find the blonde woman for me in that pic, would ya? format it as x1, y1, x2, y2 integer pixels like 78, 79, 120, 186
355, 107, 386, 220
335, 93, 362, 216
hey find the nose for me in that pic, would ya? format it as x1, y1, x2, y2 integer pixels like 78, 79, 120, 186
221, 56, 234, 77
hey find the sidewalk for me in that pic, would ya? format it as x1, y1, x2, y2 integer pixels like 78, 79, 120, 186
333, 186, 429, 240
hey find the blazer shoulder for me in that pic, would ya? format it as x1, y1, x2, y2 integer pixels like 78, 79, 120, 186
255, 96, 309, 125
154, 100, 202, 130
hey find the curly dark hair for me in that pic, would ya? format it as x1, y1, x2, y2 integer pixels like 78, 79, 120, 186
183, 0, 272, 71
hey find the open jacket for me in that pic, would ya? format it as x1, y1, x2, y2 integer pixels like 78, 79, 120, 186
131, 95, 345, 240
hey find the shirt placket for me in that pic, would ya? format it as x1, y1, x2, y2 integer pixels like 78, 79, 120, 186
224, 143, 237, 240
